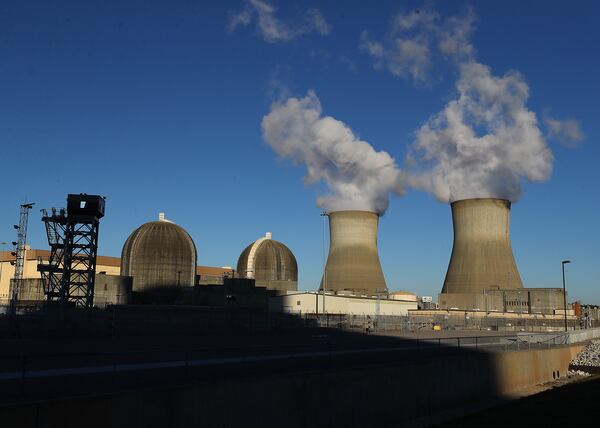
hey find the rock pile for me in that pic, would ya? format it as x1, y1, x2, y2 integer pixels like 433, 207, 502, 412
567, 369, 590, 377
571, 340, 600, 367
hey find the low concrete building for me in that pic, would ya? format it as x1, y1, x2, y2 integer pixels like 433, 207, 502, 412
270, 292, 417, 316
196, 266, 236, 285
93, 273, 133, 307
9, 274, 132, 308
438, 287, 566, 315
191, 278, 271, 310
389, 291, 417, 302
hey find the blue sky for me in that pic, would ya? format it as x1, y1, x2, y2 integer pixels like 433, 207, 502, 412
1, 1, 598, 303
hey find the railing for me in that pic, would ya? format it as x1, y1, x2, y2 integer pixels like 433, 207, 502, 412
0, 332, 571, 392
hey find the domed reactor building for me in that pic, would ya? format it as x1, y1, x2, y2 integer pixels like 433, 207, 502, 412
236, 232, 298, 293
121, 213, 197, 295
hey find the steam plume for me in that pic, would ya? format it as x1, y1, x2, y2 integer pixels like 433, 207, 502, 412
261, 90, 404, 213
409, 61, 553, 202
399, 9, 554, 202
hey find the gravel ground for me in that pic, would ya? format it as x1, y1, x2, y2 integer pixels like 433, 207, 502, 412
571, 340, 600, 367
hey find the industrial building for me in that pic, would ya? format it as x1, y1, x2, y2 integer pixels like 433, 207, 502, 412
270, 291, 417, 316
320, 210, 387, 295
438, 288, 566, 315
0, 246, 235, 308
236, 232, 298, 293
121, 213, 197, 293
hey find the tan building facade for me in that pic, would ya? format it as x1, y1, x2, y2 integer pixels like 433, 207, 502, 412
0, 247, 236, 304
270, 292, 417, 316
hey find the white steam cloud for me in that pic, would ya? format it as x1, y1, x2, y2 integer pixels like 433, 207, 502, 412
409, 61, 553, 202
261, 91, 404, 214
228, 0, 331, 43
544, 117, 585, 148
364, 7, 556, 202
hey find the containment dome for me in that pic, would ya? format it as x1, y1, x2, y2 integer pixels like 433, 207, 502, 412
236, 232, 298, 293
121, 213, 197, 292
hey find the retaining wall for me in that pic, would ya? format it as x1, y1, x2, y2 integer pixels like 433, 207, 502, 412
565, 327, 600, 344
0, 345, 584, 428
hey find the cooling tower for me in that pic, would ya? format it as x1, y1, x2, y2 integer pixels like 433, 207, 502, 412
442, 198, 523, 294
320, 210, 387, 295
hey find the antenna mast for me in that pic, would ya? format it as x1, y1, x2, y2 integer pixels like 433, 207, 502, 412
9, 202, 35, 314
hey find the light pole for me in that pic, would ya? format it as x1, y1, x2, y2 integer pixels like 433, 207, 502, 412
562, 260, 571, 332
320, 211, 329, 315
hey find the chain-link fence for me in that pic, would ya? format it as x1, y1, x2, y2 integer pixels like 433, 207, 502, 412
290, 312, 598, 333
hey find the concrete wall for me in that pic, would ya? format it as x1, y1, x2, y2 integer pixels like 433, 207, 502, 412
438, 292, 504, 311
271, 292, 418, 315
9, 275, 131, 308
0, 345, 584, 428
94, 274, 132, 307
565, 327, 600, 344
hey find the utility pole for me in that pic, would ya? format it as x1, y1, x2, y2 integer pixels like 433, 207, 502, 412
9, 203, 34, 315
320, 211, 329, 316
562, 260, 571, 332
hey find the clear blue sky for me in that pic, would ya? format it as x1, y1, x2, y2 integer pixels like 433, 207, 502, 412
1, 1, 598, 303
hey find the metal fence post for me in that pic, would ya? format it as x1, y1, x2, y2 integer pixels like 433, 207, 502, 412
20, 355, 27, 396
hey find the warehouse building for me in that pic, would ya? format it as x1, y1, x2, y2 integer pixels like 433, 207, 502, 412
270, 292, 417, 316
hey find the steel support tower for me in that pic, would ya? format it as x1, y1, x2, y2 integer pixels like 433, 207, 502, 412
39, 194, 105, 308
9, 203, 34, 314
38, 207, 67, 302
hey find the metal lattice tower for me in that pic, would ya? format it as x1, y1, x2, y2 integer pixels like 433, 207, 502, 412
38, 207, 67, 303
9, 203, 35, 314
39, 194, 105, 308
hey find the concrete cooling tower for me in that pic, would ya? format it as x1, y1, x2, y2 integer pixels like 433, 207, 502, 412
320, 210, 387, 295
121, 213, 197, 292
442, 198, 523, 294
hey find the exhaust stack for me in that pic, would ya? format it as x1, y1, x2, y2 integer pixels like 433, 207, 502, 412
320, 210, 387, 295
442, 198, 523, 294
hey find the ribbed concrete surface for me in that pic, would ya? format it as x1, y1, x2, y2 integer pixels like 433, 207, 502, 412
320, 211, 387, 294
442, 198, 523, 294
237, 236, 298, 292
121, 221, 197, 292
